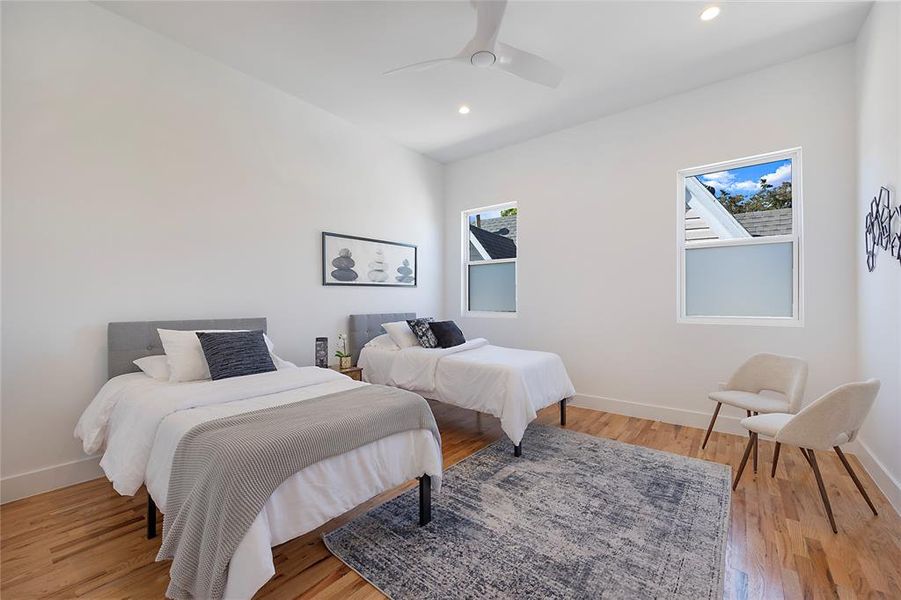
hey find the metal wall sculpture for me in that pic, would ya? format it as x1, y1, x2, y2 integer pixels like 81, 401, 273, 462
864, 186, 900, 272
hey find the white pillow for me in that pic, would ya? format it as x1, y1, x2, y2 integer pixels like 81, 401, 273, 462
157, 329, 280, 383
262, 335, 295, 370
364, 333, 400, 351
272, 354, 297, 370
133, 355, 170, 381
381, 321, 420, 349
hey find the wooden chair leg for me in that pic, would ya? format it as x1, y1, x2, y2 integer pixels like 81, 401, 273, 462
807, 449, 838, 534
701, 402, 721, 449
733, 433, 756, 491
751, 412, 758, 474
753, 438, 758, 473
799, 447, 813, 467
771, 442, 781, 478
834, 446, 878, 516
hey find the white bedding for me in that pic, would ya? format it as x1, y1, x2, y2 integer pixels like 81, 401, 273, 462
75, 367, 442, 600
360, 339, 575, 445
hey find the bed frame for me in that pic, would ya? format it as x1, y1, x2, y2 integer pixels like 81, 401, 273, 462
348, 313, 569, 458
107, 317, 432, 540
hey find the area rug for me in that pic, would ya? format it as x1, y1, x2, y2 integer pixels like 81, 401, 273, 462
323, 425, 730, 599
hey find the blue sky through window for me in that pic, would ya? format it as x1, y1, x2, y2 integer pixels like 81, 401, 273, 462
469, 209, 503, 224
699, 159, 791, 197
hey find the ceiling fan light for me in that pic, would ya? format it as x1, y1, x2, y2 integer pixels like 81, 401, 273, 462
458, 105, 471, 115
700, 6, 720, 21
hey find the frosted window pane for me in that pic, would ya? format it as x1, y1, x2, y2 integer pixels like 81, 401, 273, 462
686, 243, 793, 317
469, 263, 516, 312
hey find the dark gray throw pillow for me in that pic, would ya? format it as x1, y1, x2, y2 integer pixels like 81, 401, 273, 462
196, 330, 276, 381
406, 318, 439, 348
428, 321, 466, 348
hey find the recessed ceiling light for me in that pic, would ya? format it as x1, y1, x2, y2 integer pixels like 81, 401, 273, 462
458, 105, 471, 115
700, 6, 720, 21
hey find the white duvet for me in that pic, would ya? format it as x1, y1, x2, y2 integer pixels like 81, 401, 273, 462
360, 339, 575, 445
75, 367, 442, 599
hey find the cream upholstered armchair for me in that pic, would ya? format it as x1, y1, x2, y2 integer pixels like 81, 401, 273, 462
702, 354, 808, 473
733, 379, 881, 534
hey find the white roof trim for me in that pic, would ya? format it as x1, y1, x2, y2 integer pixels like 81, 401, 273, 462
469, 231, 491, 260
685, 177, 751, 240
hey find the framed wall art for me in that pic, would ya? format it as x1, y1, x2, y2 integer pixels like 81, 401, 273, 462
322, 232, 417, 287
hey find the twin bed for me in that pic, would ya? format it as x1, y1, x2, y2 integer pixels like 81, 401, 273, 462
351, 313, 575, 455
76, 315, 574, 599
77, 318, 440, 599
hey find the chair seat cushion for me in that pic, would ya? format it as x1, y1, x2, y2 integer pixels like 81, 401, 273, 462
742, 413, 793, 437
708, 390, 790, 413
742, 413, 850, 446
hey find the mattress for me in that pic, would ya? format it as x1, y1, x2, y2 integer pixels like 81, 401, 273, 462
360, 339, 575, 445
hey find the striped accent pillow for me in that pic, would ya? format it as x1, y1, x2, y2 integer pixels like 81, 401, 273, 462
195, 330, 276, 381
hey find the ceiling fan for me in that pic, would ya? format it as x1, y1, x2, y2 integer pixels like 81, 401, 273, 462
384, 0, 564, 88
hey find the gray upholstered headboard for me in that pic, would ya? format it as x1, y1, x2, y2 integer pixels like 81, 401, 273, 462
107, 317, 267, 379
348, 313, 415, 364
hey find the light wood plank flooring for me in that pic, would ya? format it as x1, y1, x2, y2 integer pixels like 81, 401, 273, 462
2, 403, 899, 599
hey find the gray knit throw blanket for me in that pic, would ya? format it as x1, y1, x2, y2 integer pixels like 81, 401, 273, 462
156, 384, 441, 600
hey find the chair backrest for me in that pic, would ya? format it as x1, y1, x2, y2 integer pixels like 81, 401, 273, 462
727, 353, 809, 412
775, 379, 881, 450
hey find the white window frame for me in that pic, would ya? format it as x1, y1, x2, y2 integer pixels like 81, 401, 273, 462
462, 201, 518, 318
676, 147, 804, 327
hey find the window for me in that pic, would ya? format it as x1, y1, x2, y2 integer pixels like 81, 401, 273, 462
463, 202, 517, 315
677, 148, 803, 325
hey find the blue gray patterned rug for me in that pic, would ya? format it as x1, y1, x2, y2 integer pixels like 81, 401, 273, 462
323, 425, 730, 599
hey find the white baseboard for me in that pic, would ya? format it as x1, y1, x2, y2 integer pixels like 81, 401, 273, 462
571, 392, 901, 516
1, 455, 103, 504
4, 395, 898, 517
847, 438, 901, 516
570, 392, 748, 436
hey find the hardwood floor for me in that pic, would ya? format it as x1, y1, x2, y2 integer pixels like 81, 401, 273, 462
2, 403, 899, 599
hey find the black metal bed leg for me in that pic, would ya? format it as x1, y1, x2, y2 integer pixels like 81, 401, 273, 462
147, 496, 157, 539
560, 398, 567, 426
514, 443, 522, 457
418, 475, 432, 526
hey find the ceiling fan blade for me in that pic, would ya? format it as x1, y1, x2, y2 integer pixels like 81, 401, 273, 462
494, 42, 564, 88
383, 56, 460, 76
468, 0, 507, 50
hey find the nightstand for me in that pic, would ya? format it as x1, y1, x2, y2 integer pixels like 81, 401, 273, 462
331, 365, 363, 381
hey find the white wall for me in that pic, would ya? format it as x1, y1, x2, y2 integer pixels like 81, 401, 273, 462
0, 2, 443, 502
854, 2, 900, 510
3, 2, 896, 512
445, 47, 859, 446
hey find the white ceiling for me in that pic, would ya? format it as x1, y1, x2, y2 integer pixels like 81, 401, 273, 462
99, 1, 870, 163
